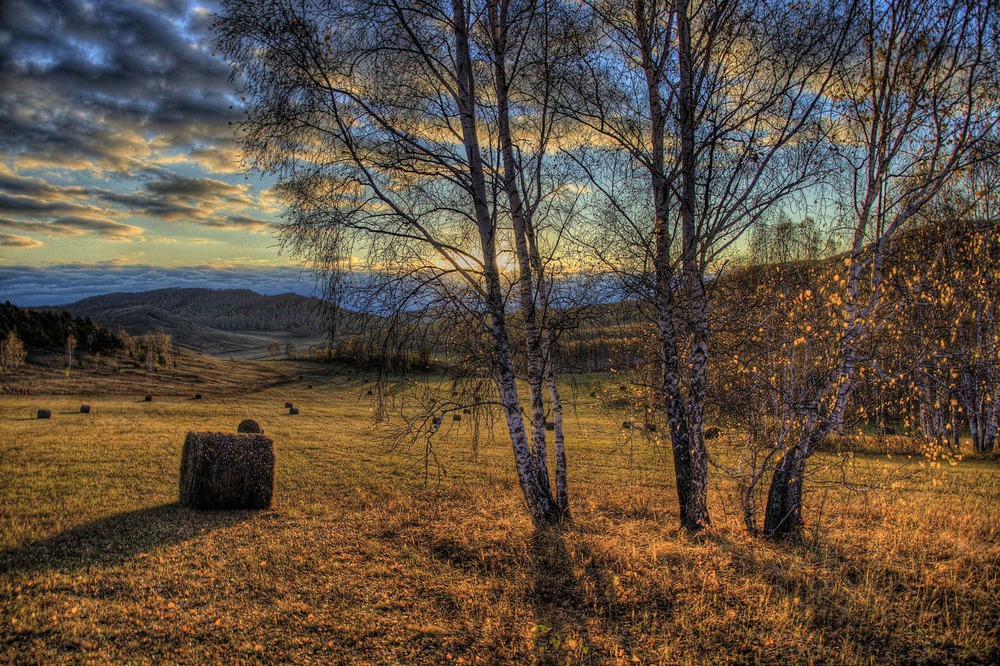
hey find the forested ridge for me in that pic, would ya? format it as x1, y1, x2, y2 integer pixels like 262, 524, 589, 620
0, 302, 120, 356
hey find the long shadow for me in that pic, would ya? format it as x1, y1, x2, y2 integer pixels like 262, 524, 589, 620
0, 503, 252, 577
718, 533, 983, 664
528, 526, 633, 664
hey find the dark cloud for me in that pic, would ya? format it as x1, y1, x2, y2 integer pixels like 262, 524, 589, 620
0, 0, 241, 174
0, 215, 143, 240
0, 263, 317, 306
0, 0, 284, 249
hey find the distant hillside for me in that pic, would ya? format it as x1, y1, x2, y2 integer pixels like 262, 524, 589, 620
52, 288, 365, 356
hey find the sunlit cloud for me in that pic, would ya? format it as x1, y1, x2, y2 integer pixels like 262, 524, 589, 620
0, 233, 43, 248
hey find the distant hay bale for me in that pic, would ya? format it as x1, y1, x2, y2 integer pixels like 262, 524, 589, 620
307, 384, 313, 389
284, 402, 293, 408
453, 414, 462, 422
289, 407, 299, 415
80, 404, 91, 414
179, 431, 274, 510
646, 423, 656, 432
367, 389, 373, 395
463, 408, 471, 414
545, 421, 555, 431
144, 395, 152, 402
705, 426, 722, 440
622, 420, 633, 430
36, 409, 50, 419
194, 394, 202, 400
589, 392, 597, 398
237, 419, 263, 434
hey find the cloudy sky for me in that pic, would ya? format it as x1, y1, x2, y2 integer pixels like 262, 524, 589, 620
0, 0, 315, 305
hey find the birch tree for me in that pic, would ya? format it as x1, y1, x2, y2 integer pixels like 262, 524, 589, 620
561, 0, 853, 530
762, 0, 998, 539
216, 0, 576, 526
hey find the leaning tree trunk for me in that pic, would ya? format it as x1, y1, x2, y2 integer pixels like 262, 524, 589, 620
491, 8, 552, 502
762, 445, 807, 540
452, 0, 559, 527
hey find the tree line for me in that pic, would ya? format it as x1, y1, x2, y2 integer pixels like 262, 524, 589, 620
0, 302, 121, 359
216, 0, 999, 539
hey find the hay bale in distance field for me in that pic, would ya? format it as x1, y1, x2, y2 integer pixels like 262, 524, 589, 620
289, 407, 299, 415
194, 393, 202, 400
622, 420, 633, 430
144, 395, 153, 402
453, 413, 462, 422
545, 421, 555, 431
284, 402, 293, 408
237, 419, 263, 434
80, 404, 91, 414
705, 426, 722, 440
179, 431, 274, 510
36, 409, 51, 419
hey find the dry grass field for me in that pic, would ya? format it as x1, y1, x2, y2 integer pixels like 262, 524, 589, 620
1, 359, 998, 664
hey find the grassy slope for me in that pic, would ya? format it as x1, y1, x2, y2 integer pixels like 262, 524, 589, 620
1, 362, 998, 664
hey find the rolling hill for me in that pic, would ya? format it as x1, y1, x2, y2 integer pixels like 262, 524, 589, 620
51, 288, 365, 357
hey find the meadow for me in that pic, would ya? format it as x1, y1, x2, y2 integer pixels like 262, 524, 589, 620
1, 359, 998, 664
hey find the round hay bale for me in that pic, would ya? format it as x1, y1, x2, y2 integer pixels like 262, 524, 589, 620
179, 431, 274, 510
545, 421, 555, 431
704, 426, 722, 440
453, 414, 462, 422
237, 419, 263, 434
144, 395, 153, 402
80, 404, 91, 414
646, 423, 656, 433
289, 407, 299, 415
622, 420, 633, 430
37, 409, 51, 419
194, 393, 202, 400
307, 384, 313, 389
284, 402, 293, 408
463, 408, 471, 414
366, 389, 373, 395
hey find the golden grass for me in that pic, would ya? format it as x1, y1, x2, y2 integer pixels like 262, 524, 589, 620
1, 363, 998, 664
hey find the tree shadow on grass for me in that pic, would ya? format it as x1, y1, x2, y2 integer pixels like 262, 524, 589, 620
0, 503, 252, 577
528, 526, 658, 664
714, 532, 987, 664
